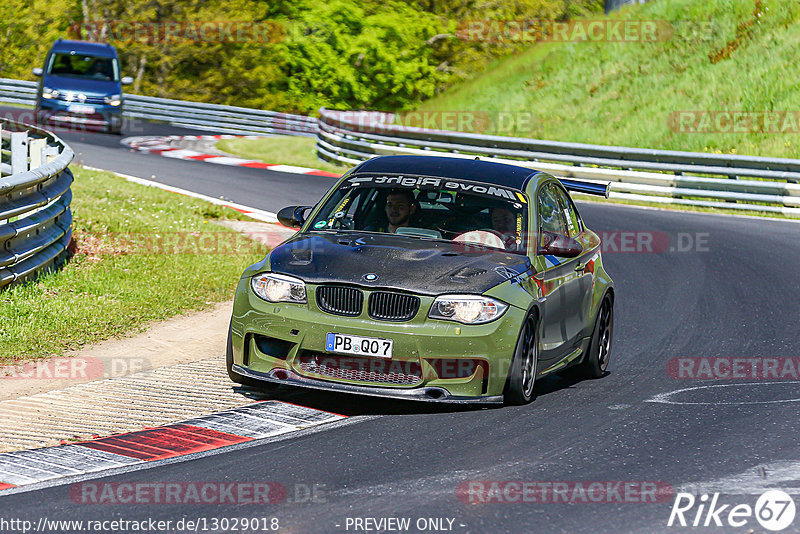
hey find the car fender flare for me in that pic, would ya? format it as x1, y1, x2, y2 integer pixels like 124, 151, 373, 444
502, 303, 541, 382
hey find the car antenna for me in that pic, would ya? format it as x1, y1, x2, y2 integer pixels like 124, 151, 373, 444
474, 156, 480, 160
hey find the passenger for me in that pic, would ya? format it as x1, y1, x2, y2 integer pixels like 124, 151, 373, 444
490, 206, 522, 250
87, 59, 109, 79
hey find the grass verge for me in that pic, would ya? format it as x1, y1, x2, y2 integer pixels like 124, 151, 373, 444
0, 165, 269, 364
415, 0, 800, 159
216, 135, 347, 174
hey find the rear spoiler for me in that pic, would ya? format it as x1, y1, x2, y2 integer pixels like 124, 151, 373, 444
558, 178, 610, 199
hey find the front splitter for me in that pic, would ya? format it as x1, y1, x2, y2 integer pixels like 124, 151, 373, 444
232, 365, 504, 405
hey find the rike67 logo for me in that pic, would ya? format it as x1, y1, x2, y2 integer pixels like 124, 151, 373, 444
668, 490, 796, 531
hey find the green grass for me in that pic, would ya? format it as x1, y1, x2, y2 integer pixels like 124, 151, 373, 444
415, 0, 800, 159
216, 136, 348, 174
0, 166, 270, 364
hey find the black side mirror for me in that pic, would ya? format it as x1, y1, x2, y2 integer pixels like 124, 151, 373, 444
537, 230, 582, 258
277, 205, 312, 229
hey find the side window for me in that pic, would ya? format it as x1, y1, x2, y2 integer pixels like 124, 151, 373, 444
351, 188, 380, 227
551, 185, 582, 238
537, 184, 569, 237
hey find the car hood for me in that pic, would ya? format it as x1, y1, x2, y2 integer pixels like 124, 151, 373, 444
43, 75, 120, 96
268, 232, 532, 296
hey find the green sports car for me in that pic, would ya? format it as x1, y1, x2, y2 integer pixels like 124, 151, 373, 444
227, 155, 614, 405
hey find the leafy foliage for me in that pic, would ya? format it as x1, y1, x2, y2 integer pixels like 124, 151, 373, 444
0, 0, 600, 113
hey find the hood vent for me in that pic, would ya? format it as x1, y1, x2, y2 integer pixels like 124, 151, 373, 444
289, 249, 312, 265
449, 266, 487, 282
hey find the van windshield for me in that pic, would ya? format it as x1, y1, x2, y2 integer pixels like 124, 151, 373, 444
47, 53, 119, 82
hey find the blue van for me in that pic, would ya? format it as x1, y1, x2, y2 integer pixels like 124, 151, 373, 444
33, 39, 133, 134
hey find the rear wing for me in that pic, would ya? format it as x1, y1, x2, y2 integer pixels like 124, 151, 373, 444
558, 178, 610, 198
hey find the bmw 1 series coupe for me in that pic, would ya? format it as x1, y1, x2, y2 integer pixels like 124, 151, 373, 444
227, 155, 614, 405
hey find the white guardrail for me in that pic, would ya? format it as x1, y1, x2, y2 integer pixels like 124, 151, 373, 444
0, 118, 73, 289
3, 77, 799, 216
317, 110, 800, 216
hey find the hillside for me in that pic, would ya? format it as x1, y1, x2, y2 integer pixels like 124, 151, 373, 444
414, 0, 800, 158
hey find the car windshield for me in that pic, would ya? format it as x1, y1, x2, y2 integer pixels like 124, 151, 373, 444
47, 53, 119, 82
307, 175, 529, 253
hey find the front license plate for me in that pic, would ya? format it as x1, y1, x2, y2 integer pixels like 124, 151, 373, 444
326, 333, 393, 359
67, 104, 95, 114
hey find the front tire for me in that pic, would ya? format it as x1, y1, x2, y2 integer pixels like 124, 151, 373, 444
504, 312, 539, 405
577, 296, 613, 379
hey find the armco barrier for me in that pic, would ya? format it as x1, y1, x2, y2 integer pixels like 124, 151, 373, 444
0, 78, 316, 137
4, 77, 799, 215
0, 119, 74, 289
316, 109, 800, 216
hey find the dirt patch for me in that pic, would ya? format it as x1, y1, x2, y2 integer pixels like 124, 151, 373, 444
0, 300, 233, 402
1, 221, 295, 402
214, 220, 297, 247
68, 227, 138, 263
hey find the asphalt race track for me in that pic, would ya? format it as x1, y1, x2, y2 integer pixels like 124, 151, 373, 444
2, 110, 800, 533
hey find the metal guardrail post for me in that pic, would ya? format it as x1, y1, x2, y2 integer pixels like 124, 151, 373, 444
10, 132, 28, 174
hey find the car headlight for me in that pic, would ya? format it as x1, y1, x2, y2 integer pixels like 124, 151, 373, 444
429, 295, 508, 324
42, 87, 58, 99
251, 273, 306, 303
104, 94, 122, 106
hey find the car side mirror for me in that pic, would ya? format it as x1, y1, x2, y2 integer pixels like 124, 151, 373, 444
32, 68, 43, 76
121, 76, 134, 86
277, 205, 312, 229
537, 230, 582, 258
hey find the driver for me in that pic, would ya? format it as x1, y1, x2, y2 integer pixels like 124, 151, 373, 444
383, 189, 417, 233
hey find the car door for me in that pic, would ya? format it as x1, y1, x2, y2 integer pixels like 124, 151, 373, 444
536, 182, 595, 365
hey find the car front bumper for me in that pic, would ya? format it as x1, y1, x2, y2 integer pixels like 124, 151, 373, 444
230, 279, 526, 402
37, 99, 122, 130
